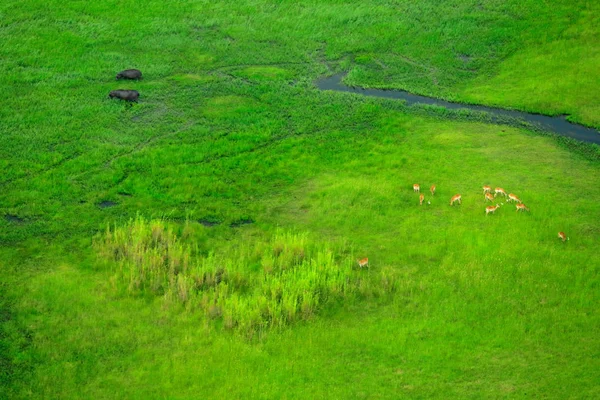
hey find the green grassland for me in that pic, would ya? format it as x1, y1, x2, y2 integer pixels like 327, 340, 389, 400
1, 0, 599, 398
460, 6, 600, 128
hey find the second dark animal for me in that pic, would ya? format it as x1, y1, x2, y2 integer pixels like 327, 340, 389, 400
116, 69, 143, 80
109, 90, 139, 102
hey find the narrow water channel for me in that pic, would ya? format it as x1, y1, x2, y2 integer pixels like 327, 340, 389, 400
316, 73, 600, 145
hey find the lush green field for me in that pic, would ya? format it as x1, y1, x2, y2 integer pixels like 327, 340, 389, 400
460, 5, 600, 128
1, 0, 599, 398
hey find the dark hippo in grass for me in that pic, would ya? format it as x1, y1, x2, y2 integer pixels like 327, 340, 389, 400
116, 69, 143, 80
109, 90, 139, 102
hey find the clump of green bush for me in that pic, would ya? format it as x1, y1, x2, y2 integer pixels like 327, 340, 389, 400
95, 216, 398, 336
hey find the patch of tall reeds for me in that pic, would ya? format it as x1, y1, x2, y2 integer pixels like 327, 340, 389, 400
95, 216, 399, 336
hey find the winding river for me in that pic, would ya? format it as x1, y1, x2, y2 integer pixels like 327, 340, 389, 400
316, 73, 600, 145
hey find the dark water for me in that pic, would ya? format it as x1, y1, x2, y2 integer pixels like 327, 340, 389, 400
198, 218, 220, 227
230, 218, 254, 228
97, 201, 117, 208
316, 73, 600, 145
4, 214, 24, 223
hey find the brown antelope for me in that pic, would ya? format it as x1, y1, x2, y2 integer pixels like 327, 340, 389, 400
485, 192, 494, 202
515, 203, 529, 212
357, 257, 369, 268
430, 185, 436, 196
483, 185, 491, 194
413, 184, 420, 193
419, 193, 425, 205
485, 204, 500, 215
558, 232, 569, 242
494, 187, 507, 197
507, 193, 522, 203
450, 194, 461, 206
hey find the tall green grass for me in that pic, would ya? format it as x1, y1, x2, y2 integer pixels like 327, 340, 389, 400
96, 217, 398, 337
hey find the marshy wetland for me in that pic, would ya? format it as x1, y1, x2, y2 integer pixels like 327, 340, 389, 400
1, 1, 599, 398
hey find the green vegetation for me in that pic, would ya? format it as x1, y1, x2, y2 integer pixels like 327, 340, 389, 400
460, 6, 600, 127
97, 218, 397, 337
1, 0, 599, 398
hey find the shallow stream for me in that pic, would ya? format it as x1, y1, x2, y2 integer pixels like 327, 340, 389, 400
316, 73, 600, 145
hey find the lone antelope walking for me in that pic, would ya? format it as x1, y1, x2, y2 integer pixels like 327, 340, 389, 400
558, 232, 569, 242
515, 203, 529, 212
507, 193, 522, 203
419, 193, 425, 205
450, 194, 461, 206
430, 185, 436, 196
357, 258, 369, 268
485, 192, 494, 202
413, 184, 420, 193
483, 185, 491, 194
494, 187, 507, 197
485, 204, 501, 215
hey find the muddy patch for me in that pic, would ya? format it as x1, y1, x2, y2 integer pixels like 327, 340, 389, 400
316, 73, 600, 144
458, 54, 472, 63
97, 201, 117, 209
4, 214, 25, 224
198, 218, 221, 227
230, 218, 254, 228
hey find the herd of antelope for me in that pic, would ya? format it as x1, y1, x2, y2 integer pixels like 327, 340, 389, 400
413, 183, 533, 214
356, 182, 569, 268
414, 183, 568, 241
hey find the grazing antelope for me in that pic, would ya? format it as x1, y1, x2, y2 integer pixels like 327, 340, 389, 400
507, 193, 522, 203
483, 185, 491, 194
485, 192, 494, 202
515, 203, 529, 212
494, 187, 507, 197
430, 185, 436, 196
357, 258, 369, 268
450, 194, 461, 206
485, 204, 500, 215
419, 193, 425, 205
558, 232, 569, 242
413, 184, 420, 193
